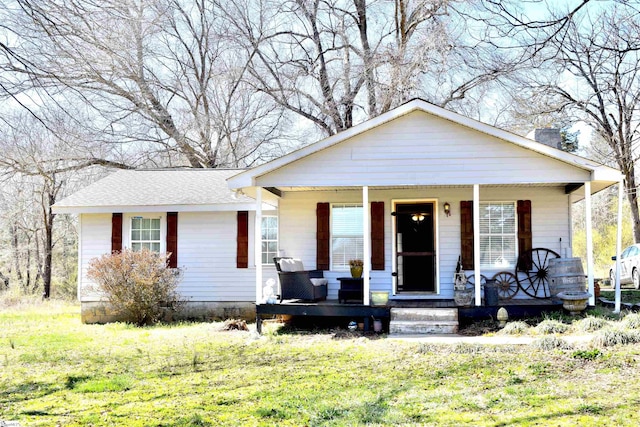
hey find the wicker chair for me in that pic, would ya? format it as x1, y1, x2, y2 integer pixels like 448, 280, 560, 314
273, 257, 328, 302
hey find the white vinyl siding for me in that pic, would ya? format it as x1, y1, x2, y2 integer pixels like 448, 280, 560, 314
331, 204, 363, 271
130, 217, 161, 252
255, 111, 591, 188
479, 202, 517, 268
261, 215, 278, 265
278, 186, 571, 300
77, 211, 278, 303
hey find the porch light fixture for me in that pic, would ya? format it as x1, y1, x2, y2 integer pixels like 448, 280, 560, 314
443, 202, 451, 217
411, 213, 425, 223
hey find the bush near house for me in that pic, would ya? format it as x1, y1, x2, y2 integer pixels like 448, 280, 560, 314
87, 249, 183, 326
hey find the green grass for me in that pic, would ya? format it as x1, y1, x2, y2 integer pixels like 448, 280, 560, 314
600, 290, 640, 304
3, 302, 640, 426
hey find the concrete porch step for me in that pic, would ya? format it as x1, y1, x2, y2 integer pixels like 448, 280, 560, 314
389, 320, 459, 335
390, 307, 458, 322
389, 308, 459, 335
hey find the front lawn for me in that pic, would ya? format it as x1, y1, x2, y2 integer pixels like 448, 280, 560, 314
2, 302, 640, 426
600, 289, 640, 304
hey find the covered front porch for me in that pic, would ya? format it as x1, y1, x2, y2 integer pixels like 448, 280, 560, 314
227, 100, 627, 320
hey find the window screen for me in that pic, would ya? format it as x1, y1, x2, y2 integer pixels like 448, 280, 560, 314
131, 217, 161, 252
261, 216, 278, 265
479, 202, 517, 268
331, 204, 363, 270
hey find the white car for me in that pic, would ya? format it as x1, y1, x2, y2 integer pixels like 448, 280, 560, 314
610, 244, 640, 289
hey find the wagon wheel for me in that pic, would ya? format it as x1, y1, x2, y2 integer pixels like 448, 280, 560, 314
515, 248, 561, 299
465, 273, 487, 288
492, 271, 519, 300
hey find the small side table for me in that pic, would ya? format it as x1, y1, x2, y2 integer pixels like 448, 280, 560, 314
337, 277, 364, 303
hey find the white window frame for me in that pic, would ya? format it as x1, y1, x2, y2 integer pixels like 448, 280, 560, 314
331, 203, 364, 271
479, 201, 517, 269
261, 215, 278, 265
123, 214, 165, 253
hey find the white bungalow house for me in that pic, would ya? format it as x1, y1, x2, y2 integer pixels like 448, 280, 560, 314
54, 99, 626, 324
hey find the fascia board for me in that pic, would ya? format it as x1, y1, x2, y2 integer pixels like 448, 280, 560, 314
52, 203, 276, 215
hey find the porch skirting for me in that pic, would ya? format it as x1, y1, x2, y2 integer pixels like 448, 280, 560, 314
256, 299, 563, 333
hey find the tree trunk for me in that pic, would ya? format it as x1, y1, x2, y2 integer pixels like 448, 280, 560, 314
624, 171, 640, 243
10, 222, 23, 283
42, 193, 55, 299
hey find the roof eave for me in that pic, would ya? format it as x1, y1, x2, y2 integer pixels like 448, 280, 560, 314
52, 202, 276, 215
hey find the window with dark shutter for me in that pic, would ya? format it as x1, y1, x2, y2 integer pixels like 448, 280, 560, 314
167, 212, 178, 268
371, 202, 385, 270
460, 200, 532, 271
111, 213, 123, 253
237, 211, 249, 269
316, 203, 330, 270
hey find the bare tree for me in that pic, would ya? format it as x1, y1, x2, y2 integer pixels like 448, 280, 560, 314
0, 107, 127, 298
509, 5, 640, 242
1, 0, 285, 168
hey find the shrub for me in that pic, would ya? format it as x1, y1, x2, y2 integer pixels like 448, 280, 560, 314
592, 328, 640, 347
575, 316, 609, 332
532, 336, 572, 350
535, 320, 570, 335
499, 321, 530, 335
87, 249, 183, 326
621, 312, 640, 329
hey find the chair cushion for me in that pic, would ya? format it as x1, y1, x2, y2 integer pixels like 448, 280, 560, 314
279, 258, 305, 272
310, 278, 328, 287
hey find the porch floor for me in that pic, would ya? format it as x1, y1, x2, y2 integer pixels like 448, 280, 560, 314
255, 298, 562, 333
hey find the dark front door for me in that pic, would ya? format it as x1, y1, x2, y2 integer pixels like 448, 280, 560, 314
394, 202, 436, 293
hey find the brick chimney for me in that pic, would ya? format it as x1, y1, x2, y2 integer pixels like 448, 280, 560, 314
534, 128, 562, 149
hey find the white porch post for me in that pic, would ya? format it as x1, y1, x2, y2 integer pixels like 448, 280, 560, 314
255, 187, 263, 305
585, 182, 595, 306
473, 184, 481, 306
363, 186, 371, 306
615, 179, 624, 313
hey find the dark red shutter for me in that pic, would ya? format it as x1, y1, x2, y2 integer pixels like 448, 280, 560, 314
316, 203, 330, 270
167, 212, 178, 268
517, 200, 533, 270
237, 211, 249, 268
460, 201, 474, 270
371, 202, 385, 270
111, 213, 123, 253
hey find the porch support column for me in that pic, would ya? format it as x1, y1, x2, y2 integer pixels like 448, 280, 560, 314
255, 187, 263, 305
473, 184, 481, 306
363, 186, 371, 306
615, 179, 624, 313
585, 182, 595, 306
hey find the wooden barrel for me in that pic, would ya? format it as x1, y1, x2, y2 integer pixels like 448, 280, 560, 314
548, 258, 586, 301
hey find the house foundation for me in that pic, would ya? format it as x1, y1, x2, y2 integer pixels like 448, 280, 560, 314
80, 301, 256, 324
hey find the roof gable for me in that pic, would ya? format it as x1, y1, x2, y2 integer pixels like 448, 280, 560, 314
228, 99, 621, 189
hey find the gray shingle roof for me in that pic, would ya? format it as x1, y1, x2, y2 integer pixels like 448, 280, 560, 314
53, 169, 252, 212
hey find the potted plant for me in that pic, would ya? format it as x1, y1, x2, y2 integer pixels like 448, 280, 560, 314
349, 259, 364, 278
